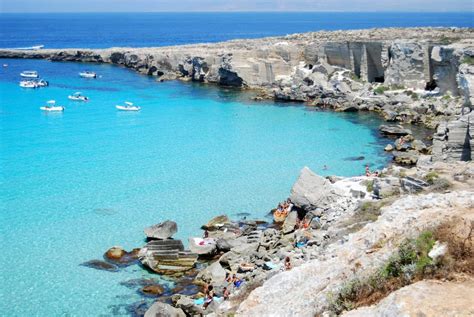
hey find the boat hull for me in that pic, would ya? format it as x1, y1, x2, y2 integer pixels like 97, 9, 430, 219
40, 106, 64, 112
20, 73, 39, 78
116, 105, 140, 111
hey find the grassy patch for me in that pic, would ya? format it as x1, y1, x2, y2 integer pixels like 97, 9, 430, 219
430, 177, 452, 191
439, 35, 460, 45
461, 56, 474, 65
441, 94, 452, 101
366, 180, 374, 192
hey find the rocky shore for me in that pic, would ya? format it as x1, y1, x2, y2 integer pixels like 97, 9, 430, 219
4, 27, 473, 316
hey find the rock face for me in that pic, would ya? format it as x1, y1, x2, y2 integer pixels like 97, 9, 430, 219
237, 191, 473, 316
343, 279, 474, 317
290, 167, 345, 211
144, 220, 178, 240
0, 28, 471, 95
432, 111, 474, 162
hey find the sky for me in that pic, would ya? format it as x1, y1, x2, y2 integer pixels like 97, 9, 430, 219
0, 0, 473, 13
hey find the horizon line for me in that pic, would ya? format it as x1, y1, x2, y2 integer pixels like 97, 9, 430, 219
1, 10, 473, 14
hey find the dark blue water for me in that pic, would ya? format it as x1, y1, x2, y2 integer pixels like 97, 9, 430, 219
1, 12, 473, 48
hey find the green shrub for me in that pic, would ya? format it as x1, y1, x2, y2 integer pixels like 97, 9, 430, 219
461, 56, 474, 65
374, 86, 389, 95
424, 171, 439, 184
410, 92, 419, 101
441, 94, 452, 101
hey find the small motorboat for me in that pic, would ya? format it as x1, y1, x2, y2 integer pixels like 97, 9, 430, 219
116, 101, 140, 111
34, 79, 49, 87
2, 64, 7, 67
20, 71, 39, 78
15, 45, 44, 50
40, 100, 64, 112
79, 71, 97, 78
19, 80, 38, 88
68, 92, 89, 101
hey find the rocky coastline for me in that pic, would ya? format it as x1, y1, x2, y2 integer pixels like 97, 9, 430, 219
3, 27, 473, 316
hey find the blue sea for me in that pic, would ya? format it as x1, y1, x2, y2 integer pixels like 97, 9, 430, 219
0, 12, 473, 48
0, 12, 470, 317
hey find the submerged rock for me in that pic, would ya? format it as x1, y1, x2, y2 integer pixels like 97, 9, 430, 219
140, 284, 165, 297
80, 259, 119, 272
104, 246, 140, 266
144, 220, 178, 240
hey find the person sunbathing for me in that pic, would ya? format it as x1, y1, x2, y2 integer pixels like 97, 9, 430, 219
285, 256, 292, 270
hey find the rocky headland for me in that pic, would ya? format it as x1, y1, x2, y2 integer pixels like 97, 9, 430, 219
3, 27, 473, 316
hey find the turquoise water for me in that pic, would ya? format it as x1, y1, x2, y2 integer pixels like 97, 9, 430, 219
0, 59, 389, 316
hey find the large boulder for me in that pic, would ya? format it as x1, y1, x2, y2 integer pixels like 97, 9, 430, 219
282, 211, 298, 234
202, 215, 231, 231
289, 167, 345, 211
145, 301, 186, 317
144, 220, 178, 240
195, 261, 227, 285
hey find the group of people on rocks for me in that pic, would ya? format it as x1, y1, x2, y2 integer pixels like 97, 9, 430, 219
202, 273, 244, 309
365, 164, 380, 177
276, 199, 293, 214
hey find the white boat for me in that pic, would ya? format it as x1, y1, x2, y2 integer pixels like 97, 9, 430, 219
34, 79, 49, 87
68, 92, 89, 101
20, 71, 39, 78
40, 100, 64, 112
19, 80, 38, 88
116, 101, 140, 111
79, 71, 97, 78
15, 45, 44, 50
2, 64, 7, 67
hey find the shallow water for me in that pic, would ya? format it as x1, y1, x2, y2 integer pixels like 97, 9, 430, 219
0, 59, 390, 316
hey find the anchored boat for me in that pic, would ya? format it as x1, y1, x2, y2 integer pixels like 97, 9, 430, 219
40, 100, 65, 112
79, 71, 97, 78
35, 79, 49, 87
68, 92, 89, 101
20, 71, 39, 78
116, 101, 140, 111
19, 80, 38, 88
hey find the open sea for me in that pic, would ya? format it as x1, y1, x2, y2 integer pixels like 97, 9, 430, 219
0, 12, 471, 317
